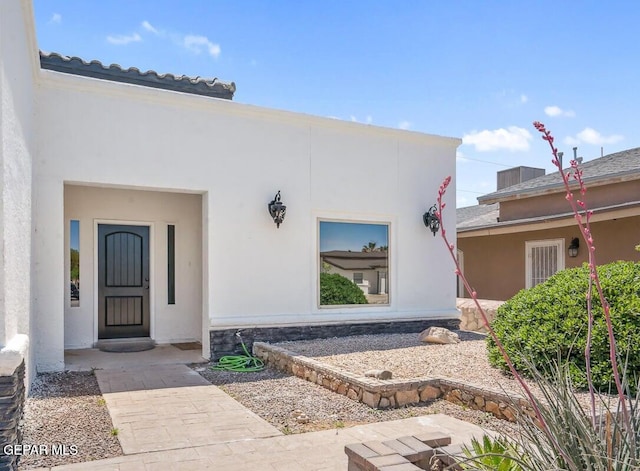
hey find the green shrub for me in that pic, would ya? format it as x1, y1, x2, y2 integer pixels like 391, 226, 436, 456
488, 261, 640, 392
319, 272, 368, 305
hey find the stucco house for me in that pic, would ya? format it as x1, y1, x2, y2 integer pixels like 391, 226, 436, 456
457, 148, 640, 301
320, 250, 388, 300
1, 0, 460, 380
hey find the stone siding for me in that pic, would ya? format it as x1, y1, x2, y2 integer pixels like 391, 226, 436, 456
254, 342, 533, 423
210, 318, 460, 360
457, 298, 505, 332
0, 359, 26, 471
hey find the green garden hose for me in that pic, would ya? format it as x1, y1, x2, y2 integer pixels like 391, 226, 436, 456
210, 333, 265, 372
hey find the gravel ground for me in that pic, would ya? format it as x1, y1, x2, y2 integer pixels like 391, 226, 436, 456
18, 372, 122, 470
18, 331, 608, 470
197, 366, 514, 436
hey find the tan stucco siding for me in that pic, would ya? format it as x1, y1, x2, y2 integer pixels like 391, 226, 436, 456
499, 179, 640, 222
457, 215, 640, 301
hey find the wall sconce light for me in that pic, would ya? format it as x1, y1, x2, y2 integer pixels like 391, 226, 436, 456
423, 204, 440, 237
568, 237, 579, 257
268, 191, 286, 228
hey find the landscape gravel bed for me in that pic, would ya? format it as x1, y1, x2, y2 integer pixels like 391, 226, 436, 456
273, 331, 614, 412
18, 372, 122, 470
196, 366, 513, 435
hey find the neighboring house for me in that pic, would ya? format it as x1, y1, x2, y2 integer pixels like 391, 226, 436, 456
0, 0, 460, 378
320, 251, 388, 299
457, 149, 640, 301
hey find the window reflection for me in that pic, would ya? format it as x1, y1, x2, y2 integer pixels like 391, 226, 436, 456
70, 220, 80, 306
319, 221, 389, 306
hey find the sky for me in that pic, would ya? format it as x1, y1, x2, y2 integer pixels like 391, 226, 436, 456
319, 222, 388, 253
33, 1, 640, 208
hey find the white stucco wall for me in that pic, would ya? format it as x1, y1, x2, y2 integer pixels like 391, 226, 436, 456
0, 0, 38, 381
64, 185, 202, 348
32, 70, 458, 369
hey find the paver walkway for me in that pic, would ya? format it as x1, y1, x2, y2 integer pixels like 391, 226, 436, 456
95, 364, 282, 454
37, 414, 483, 470
31, 362, 486, 470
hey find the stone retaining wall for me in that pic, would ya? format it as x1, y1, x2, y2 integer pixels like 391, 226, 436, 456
0, 357, 26, 471
254, 342, 533, 422
457, 298, 505, 332
210, 318, 460, 360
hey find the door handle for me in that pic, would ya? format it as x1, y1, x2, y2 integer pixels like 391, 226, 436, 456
144, 278, 149, 290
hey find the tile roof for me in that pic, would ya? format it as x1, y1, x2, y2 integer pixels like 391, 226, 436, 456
478, 147, 640, 204
40, 51, 236, 100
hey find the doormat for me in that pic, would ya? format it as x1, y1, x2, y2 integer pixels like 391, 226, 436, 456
171, 342, 202, 351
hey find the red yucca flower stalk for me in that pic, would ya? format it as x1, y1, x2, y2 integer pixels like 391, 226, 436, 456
435, 177, 572, 462
533, 121, 630, 433
437, 121, 632, 465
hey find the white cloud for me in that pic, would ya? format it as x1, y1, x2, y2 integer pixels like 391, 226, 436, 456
107, 33, 142, 45
183, 35, 221, 58
398, 120, 412, 130
49, 13, 62, 24
456, 151, 468, 162
520, 94, 528, 104
544, 105, 576, 118
463, 126, 532, 152
141, 20, 159, 35
564, 127, 623, 146
347, 115, 373, 124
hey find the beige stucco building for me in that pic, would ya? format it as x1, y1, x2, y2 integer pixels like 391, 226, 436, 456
457, 151, 640, 301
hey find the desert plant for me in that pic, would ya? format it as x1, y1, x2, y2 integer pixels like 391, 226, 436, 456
459, 435, 525, 471
319, 272, 368, 305
433, 121, 640, 470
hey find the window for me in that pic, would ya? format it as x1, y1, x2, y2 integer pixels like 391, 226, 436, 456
168, 224, 175, 304
525, 239, 565, 288
70, 220, 80, 306
319, 221, 389, 306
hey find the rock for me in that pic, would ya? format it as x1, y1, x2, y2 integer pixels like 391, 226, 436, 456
419, 327, 460, 344
419, 385, 441, 402
362, 391, 381, 408
395, 389, 419, 406
364, 369, 392, 380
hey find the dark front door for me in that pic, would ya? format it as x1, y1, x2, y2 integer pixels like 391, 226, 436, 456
98, 224, 150, 339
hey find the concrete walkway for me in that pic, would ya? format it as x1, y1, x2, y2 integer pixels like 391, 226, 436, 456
95, 364, 283, 454
32, 361, 486, 470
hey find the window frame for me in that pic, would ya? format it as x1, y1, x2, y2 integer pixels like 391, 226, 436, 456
317, 218, 391, 309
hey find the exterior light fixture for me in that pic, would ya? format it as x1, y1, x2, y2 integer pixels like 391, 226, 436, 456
268, 191, 286, 228
423, 204, 440, 237
568, 237, 579, 257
